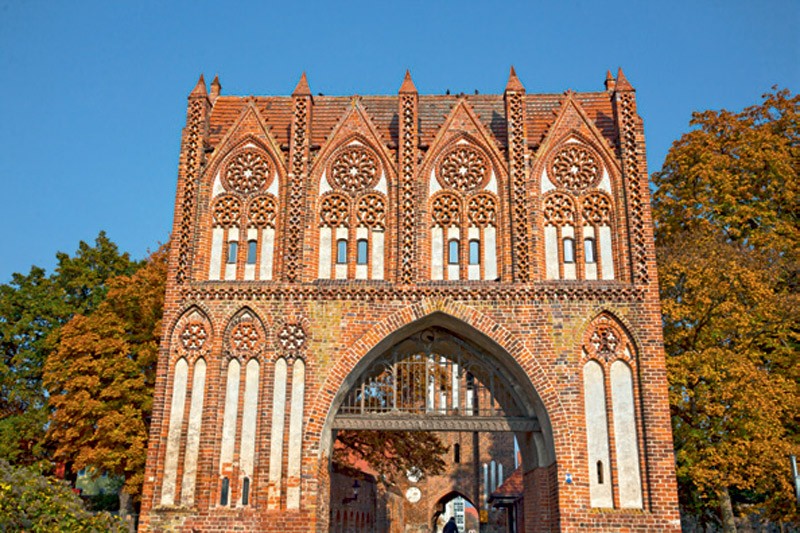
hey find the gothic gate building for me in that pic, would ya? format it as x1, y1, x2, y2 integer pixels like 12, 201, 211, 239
139, 69, 681, 532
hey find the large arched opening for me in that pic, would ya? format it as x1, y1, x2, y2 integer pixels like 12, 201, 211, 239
322, 311, 558, 532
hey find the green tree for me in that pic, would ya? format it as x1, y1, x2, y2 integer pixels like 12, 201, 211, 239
0, 232, 138, 469
44, 245, 166, 520
0, 459, 123, 532
653, 89, 799, 530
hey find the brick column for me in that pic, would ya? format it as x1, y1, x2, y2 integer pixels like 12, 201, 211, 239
286, 73, 312, 282
504, 67, 531, 282
398, 70, 418, 285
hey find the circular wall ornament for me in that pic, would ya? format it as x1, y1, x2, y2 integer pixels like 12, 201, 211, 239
225, 149, 271, 194
437, 145, 488, 191
405, 486, 422, 503
550, 144, 600, 192
330, 146, 379, 193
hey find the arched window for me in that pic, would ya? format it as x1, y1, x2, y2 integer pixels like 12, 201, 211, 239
454, 443, 461, 464
597, 460, 604, 484
241, 477, 250, 506
356, 239, 368, 265
448, 239, 460, 265
246, 240, 257, 265
336, 239, 348, 264
220, 477, 230, 506
469, 240, 480, 265
584, 238, 596, 264
563, 237, 575, 263
227, 241, 238, 264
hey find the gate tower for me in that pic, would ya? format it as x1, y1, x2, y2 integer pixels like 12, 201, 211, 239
140, 69, 680, 532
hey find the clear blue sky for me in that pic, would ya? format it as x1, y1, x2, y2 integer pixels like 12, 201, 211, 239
1, 0, 797, 283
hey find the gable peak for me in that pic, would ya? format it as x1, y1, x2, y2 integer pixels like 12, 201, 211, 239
190, 74, 207, 97
399, 70, 418, 94
615, 67, 634, 91
293, 72, 312, 96
505, 66, 525, 92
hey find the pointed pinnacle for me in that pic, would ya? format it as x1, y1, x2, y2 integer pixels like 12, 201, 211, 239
604, 70, 616, 91
190, 74, 207, 97
293, 72, 312, 96
210, 75, 222, 101
615, 67, 633, 90
505, 66, 525, 92
399, 70, 418, 93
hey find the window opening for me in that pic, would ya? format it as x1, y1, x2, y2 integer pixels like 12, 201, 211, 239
246, 240, 257, 265
469, 240, 480, 265
241, 477, 250, 505
220, 477, 230, 506
454, 443, 461, 464
584, 238, 596, 263
448, 239, 460, 265
336, 239, 348, 264
563, 238, 575, 263
356, 239, 368, 265
227, 242, 238, 264
597, 460, 604, 484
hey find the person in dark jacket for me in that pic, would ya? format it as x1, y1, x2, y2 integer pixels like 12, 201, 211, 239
443, 516, 458, 533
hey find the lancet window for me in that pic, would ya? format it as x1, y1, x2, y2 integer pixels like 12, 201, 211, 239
317, 143, 387, 280
582, 314, 642, 509
429, 143, 499, 281
542, 140, 616, 280
208, 146, 279, 281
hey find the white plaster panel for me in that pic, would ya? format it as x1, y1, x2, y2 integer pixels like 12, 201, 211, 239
562, 225, 576, 280
239, 359, 260, 485
318, 227, 332, 279
209, 228, 224, 280
583, 360, 613, 508
219, 359, 240, 473
267, 174, 279, 196
335, 227, 348, 280
180, 358, 206, 506
375, 173, 387, 194
260, 228, 275, 280
447, 226, 460, 280
160, 358, 188, 506
599, 169, 611, 193
544, 226, 559, 280
212, 173, 224, 197
541, 169, 555, 193
319, 172, 332, 195
286, 359, 305, 509
431, 227, 444, 280
468, 226, 480, 280
429, 170, 441, 195
484, 226, 497, 281
584, 225, 597, 280
355, 227, 368, 280
486, 171, 497, 193
244, 229, 257, 281
599, 226, 614, 280
224, 228, 239, 281
267, 359, 287, 509
372, 230, 384, 280
611, 361, 643, 508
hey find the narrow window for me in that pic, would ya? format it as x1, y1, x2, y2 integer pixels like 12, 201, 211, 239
246, 240, 257, 265
336, 239, 348, 264
597, 460, 604, 484
454, 443, 461, 464
242, 477, 250, 505
563, 237, 575, 263
356, 239, 368, 265
584, 238, 596, 263
220, 477, 230, 506
448, 239, 459, 265
227, 241, 238, 264
469, 240, 480, 265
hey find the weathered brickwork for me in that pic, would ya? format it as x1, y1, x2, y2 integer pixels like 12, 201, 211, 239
140, 69, 680, 532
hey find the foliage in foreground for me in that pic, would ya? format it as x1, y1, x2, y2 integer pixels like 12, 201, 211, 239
653, 88, 799, 529
0, 459, 123, 532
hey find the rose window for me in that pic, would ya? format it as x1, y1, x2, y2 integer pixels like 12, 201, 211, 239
213, 196, 241, 228
330, 147, 379, 193
231, 323, 260, 352
225, 150, 271, 194
356, 194, 386, 229
181, 323, 207, 350
551, 145, 600, 191
320, 194, 350, 227
431, 194, 461, 227
543, 193, 575, 227
248, 196, 277, 228
437, 146, 488, 191
590, 327, 620, 361
278, 324, 306, 352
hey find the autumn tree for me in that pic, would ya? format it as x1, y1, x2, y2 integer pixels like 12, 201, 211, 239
0, 232, 138, 469
653, 88, 799, 530
44, 245, 167, 520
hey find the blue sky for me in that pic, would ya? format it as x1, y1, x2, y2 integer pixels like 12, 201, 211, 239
0, 0, 797, 282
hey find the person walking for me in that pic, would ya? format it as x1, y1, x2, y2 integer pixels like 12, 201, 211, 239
443, 516, 458, 533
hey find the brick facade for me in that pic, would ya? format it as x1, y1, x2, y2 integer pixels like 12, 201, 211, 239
139, 69, 680, 532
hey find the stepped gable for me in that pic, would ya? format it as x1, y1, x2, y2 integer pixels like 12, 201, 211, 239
205, 91, 616, 154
